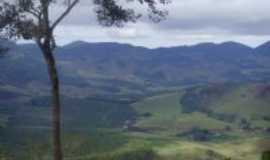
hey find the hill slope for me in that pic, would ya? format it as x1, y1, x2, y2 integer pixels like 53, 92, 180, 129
132, 83, 270, 136
1, 40, 270, 97
1, 41, 270, 160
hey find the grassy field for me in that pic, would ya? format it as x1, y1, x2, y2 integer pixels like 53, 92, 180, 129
132, 84, 270, 134
213, 86, 270, 119
155, 137, 261, 160
127, 85, 270, 160
7, 131, 262, 160
132, 92, 233, 135
1, 84, 270, 160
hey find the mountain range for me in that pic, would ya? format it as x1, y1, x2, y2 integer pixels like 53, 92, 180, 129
1, 40, 270, 159
0, 40, 270, 101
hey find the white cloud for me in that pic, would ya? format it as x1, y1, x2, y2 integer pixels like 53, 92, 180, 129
49, 0, 270, 48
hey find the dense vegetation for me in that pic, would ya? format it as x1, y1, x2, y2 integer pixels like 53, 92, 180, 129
1, 42, 270, 159
0, 82, 270, 160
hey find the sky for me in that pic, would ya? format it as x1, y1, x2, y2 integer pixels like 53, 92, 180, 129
51, 0, 270, 48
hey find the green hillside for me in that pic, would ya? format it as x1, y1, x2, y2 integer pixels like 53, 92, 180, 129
1, 83, 269, 160
132, 83, 270, 136
125, 83, 270, 160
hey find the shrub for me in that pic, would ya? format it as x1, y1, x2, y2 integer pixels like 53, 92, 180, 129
262, 151, 270, 160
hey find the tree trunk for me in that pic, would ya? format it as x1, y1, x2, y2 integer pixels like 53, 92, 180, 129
40, 45, 62, 160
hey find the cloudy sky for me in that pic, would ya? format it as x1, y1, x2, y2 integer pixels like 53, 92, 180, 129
50, 0, 270, 48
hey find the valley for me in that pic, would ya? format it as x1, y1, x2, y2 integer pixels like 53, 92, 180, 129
0, 41, 270, 160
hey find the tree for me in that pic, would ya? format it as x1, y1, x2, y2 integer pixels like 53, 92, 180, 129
0, 1, 170, 160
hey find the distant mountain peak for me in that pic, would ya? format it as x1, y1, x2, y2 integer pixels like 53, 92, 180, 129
219, 41, 252, 49
63, 41, 132, 49
220, 41, 247, 46
64, 41, 90, 48
256, 41, 270, 48
254, 41, 270, 55
192, 42, 217, 47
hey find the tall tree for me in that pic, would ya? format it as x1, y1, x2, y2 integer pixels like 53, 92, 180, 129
0, 0, 170, 160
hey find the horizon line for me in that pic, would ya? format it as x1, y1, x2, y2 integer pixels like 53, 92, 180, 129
15, 39, 270, 50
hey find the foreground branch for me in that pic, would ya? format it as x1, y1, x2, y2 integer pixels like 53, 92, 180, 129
51, 0, 80, 30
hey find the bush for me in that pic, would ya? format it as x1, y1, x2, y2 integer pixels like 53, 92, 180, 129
0, 146, 10, 160
262, 151, 270, 160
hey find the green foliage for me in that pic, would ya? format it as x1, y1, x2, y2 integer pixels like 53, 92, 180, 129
180, 88, 202, 113
62, 132, 129, 157
177, 127, 219, 141
262, 151, 270, 160
88, 147, 157, 160
61, 97, 137, 128
19, 143, 52, 160
1, 84, 269, 160
6, 96, 137, 130
0, 146, 10, 160
133, 92, 232, 135
11, 136, 157, 160
180, 84, 231, 113
4, 131, 131, 160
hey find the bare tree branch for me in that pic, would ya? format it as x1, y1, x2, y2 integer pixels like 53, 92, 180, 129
25, 9, 40, 18
51, 0, 80, 30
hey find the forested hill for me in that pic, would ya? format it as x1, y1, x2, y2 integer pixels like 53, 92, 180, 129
1, 40, 270, 94
1, 40, 270, 160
